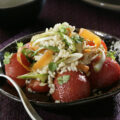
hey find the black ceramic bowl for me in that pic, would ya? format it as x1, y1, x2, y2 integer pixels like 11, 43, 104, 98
0, 30, 120, 110
0, 0, 46, 26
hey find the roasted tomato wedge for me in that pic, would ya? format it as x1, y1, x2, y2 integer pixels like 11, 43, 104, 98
5, 53, 29, 87
89, 57, 120, 89
26, 80, 49, 92
52, 71, 90, 103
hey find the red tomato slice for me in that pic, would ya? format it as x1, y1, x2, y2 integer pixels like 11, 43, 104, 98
52, 71, 90, 103
5, 53, 29, 87
89, 57, 120, 89
26, 80, 49, 92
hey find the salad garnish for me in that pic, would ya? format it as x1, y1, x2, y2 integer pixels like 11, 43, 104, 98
17, 42, 24, 49
57, 75, 70, 85
3, 52, 13, 64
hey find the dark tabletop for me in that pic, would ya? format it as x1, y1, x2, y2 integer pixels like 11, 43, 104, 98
0, 0, 120, 120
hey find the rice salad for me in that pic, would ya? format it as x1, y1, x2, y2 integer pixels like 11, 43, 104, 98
16, 22, 106, 94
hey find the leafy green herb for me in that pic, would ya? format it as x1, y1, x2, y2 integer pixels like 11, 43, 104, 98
107, 51, 116, 60
3, 52, 13, 64
49, 58, 67, 72
44, 46, 59, 52
48, 62, 57, 72
57, 75, 70, 85
17, 42, 24, 49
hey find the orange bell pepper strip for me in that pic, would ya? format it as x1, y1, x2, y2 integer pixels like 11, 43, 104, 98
79, 28, 101, 48
32, 50, 53, 71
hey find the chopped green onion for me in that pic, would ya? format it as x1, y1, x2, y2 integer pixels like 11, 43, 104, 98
3, 52, 13, 64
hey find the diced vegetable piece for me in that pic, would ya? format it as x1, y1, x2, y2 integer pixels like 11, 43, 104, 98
18, 73, 48, 83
